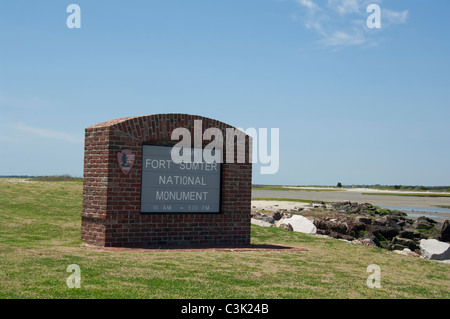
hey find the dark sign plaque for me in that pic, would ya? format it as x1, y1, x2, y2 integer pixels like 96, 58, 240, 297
140, 145, 222, 213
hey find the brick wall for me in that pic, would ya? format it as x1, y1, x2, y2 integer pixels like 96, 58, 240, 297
81, 114, 252, 247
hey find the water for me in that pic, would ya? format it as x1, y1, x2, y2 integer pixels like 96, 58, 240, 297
251, 189, 450, 221
379, 205, 450, 221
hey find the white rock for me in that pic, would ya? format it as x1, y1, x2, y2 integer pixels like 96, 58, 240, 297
280, 215, 317, 234
419, 239, 450, 261
251, 218, 273, 228
394, 248, 412, 256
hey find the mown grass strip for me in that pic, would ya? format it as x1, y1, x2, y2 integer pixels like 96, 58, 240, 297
362, 192, 450, 198
252, 186, 340, 192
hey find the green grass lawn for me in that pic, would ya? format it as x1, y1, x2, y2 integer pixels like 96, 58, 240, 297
0, 179, 449, 299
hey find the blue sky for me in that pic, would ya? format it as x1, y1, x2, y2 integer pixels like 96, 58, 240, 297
1, 0, 449, 186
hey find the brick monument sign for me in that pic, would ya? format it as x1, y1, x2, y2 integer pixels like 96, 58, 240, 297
81, 114, 252, 247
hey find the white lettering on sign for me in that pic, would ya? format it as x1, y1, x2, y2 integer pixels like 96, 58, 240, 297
144, 159, 218, 171
180, 162, 218, 171
145, 159, 172, 169
155, 191, 209, 201
159, 175, 207, 186
141, 145, 221, 213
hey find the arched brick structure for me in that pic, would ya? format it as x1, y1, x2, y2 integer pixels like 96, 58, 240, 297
81, 114, 252, 247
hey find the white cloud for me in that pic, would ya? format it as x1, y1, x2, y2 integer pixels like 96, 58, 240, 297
296, 0, 319, 10
319, 29, 366, 47
292, 0, 409, 48
383, 8, 408, 25
304, 14, 328, 36
13, 123, 82, 144
328, 0, 360, 15
296, 0, 327, 36
0, 93, 53, 111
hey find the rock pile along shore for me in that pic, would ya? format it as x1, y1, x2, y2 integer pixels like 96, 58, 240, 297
251, 201, 450, 262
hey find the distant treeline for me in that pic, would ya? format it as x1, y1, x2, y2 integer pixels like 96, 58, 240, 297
0, 175, 83, 182
0, 175, 39, 178
348, 185, 450, 192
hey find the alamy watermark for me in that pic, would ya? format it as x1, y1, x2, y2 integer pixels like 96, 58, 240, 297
66, 3, 382, 30
66, 4, 81, 29
366, 264, 381, 289
66, 264, 81, 288
367, 4, 381, 29
170, 120, 279, 175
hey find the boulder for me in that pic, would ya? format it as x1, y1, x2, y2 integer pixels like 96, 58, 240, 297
359, 203, 377, 215
413, 216, 437, 231
313, 219, 348, 235
440, 220, 450, 242
280, 215, 317, 234
279, 223, 293, 231
252, 213, 275, 224
271, 211, 283, 221
391, 210, 408, 217
394, 248, 420, 257
251, 218, 273, 228
398, 228, 415, 240
392, 236, 419, 251
351, 238, 377, 247
329, 220, 348, 234
347, 206, 361, 214
331, 232, 354, 241
251, 213, 275, 227
348, 221, 367, 236
311, 201, 326, 209
317, 230, 354, 241
356, 216, 372, 225
371, 225, 399, 240
373, 215, 392, 226
395, 219, 406, 228
283, 213, 293, 219
420, 239, 450, 261
250, 211, 260, 218
331, 201, 352, 211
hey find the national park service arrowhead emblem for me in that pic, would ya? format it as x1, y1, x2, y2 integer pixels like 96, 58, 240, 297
117, 149, 135, 175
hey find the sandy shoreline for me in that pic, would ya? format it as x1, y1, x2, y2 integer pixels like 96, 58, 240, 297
251, 200, 312, 212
